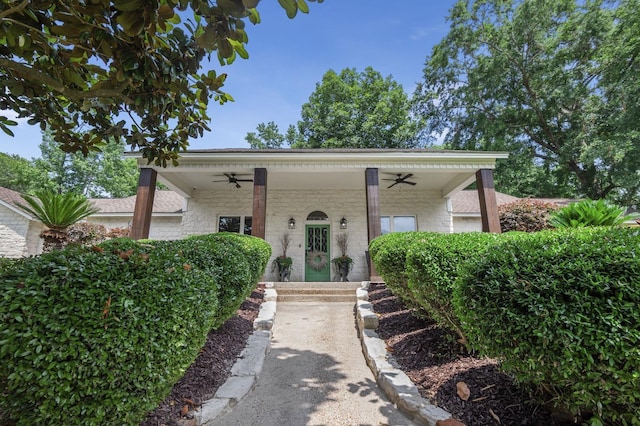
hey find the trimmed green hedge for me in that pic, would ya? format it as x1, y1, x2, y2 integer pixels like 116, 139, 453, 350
405, 232, 505, 345
0, 234, 271, 425
164, 232, 271, 329
454, 227, 640, 424
368, 232, 431, 310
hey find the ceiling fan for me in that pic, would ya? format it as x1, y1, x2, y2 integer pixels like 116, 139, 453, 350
383, 173, 417, 189
213, 173, 254, 188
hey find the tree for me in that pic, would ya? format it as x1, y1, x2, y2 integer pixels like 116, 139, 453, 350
281, 67, 424, 148
245, 121, 287, 149
16, 190, 99, 252
0, 0, 322, 166
412, 0, 640, 205
0, 152, 46, 193
35, 132, 139, 197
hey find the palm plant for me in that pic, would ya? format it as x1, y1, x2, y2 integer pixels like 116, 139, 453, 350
549, 199, 639, 228
17, 190, 100, 252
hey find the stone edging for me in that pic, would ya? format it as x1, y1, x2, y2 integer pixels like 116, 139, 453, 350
356, 281, 456, 426
192, 283, 277, 425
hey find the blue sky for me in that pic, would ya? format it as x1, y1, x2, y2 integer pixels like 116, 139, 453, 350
0, 0, 458, 159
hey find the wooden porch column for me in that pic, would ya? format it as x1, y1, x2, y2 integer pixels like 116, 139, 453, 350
476, 169, 501, 233
251, 168, 267, 239
131, 168, 157, 240
365, 168, 382, 280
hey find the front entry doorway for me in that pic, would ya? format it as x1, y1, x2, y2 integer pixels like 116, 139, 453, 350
305, 224, 331, 281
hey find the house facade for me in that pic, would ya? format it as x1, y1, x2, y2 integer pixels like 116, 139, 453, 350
0, 186, 44, 258
127, 149, 508, 282
87, 191, 184, 240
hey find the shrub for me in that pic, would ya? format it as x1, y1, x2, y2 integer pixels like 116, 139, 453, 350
66, 221, 108, 247
368, 232, 432, 310
0, 234, 271, 425
454, 227, 640, 424
498, 198, 559, 232
178, 232, 271, 328
405, 232, 505, 345
106, 226, 131, 239
0, 256, 16, 273
549, 198, 639, 228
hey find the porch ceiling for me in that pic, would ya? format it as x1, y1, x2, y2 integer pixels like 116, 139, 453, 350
128, 149, 509, 198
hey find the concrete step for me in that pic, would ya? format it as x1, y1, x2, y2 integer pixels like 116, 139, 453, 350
277, 294, 356, 303
272, 282, 360, 303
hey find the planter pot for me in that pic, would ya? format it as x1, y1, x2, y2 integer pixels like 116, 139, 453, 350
277, 263, 291, 282
335, 262, 350, 282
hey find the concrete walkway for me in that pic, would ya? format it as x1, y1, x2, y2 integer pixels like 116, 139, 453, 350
213, 301, 415, 426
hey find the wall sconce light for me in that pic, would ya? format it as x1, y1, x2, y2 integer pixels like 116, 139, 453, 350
340, 217, 348, 229
288, 217, 296, 229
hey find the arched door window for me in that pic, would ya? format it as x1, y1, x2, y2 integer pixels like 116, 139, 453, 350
307, 210, 329, 221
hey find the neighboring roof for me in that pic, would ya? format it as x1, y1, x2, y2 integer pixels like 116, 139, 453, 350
0, 186, 33, 219
0, 186, 26, 207
450, 190, 519, 215
90, 190, 183, 215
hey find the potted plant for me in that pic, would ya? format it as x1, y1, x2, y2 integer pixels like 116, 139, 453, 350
331, 233, 353, 282
272, 233, 292, 281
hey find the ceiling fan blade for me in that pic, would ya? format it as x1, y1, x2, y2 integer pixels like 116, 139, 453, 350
236, 179, 254, 182
223, 173, 233, 179
402, 173, 414, 180
387, 182, 399, 189
235, 182, 241, 188
405, 181, 417, 186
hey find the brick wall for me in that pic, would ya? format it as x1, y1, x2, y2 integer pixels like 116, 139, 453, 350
86, 216, 183, 240
380, 188, 452, 233
0, 207, 35, 258
182, 187, 453, 282
452, 216, 483, 233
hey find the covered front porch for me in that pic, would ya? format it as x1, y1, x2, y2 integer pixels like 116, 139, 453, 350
127, 149, 508, 282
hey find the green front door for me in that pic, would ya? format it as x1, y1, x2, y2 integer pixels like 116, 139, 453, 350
305, 224, 331, 281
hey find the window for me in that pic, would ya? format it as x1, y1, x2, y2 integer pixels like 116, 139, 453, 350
219, 216, 252, 235
380, 215, 417, 234
307, 211, 329, 221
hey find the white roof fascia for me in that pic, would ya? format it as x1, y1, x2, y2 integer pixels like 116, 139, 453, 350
126, 150, 509, 170
0, 199, 35, 220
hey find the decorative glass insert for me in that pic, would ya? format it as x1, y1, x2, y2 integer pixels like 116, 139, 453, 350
307, 226, 328, 252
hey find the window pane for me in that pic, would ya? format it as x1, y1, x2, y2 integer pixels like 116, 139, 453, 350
393, 216, 416, 232
244, 216, 252, 235
380, 216, 390, 235
219, 216, 241, 233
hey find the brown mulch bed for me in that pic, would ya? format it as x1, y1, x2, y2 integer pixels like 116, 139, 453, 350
140, 285, 265, 426
368, 282, 577, 426
141, 282, 578, 426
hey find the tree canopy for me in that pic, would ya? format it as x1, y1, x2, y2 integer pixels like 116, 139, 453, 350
291, 67, 424, 148
0, 151, 43, 193
245, 121, 287, 149
0, 0, 322, 166
35, 133, 139, 197
246, 67, 424, 149
412, 0, 640, 205
0, 133, 140, 197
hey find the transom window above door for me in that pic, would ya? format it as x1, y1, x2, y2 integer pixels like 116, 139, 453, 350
381, 215, 417, 234
307, 211, 329, 221
218, 215, 252, 235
